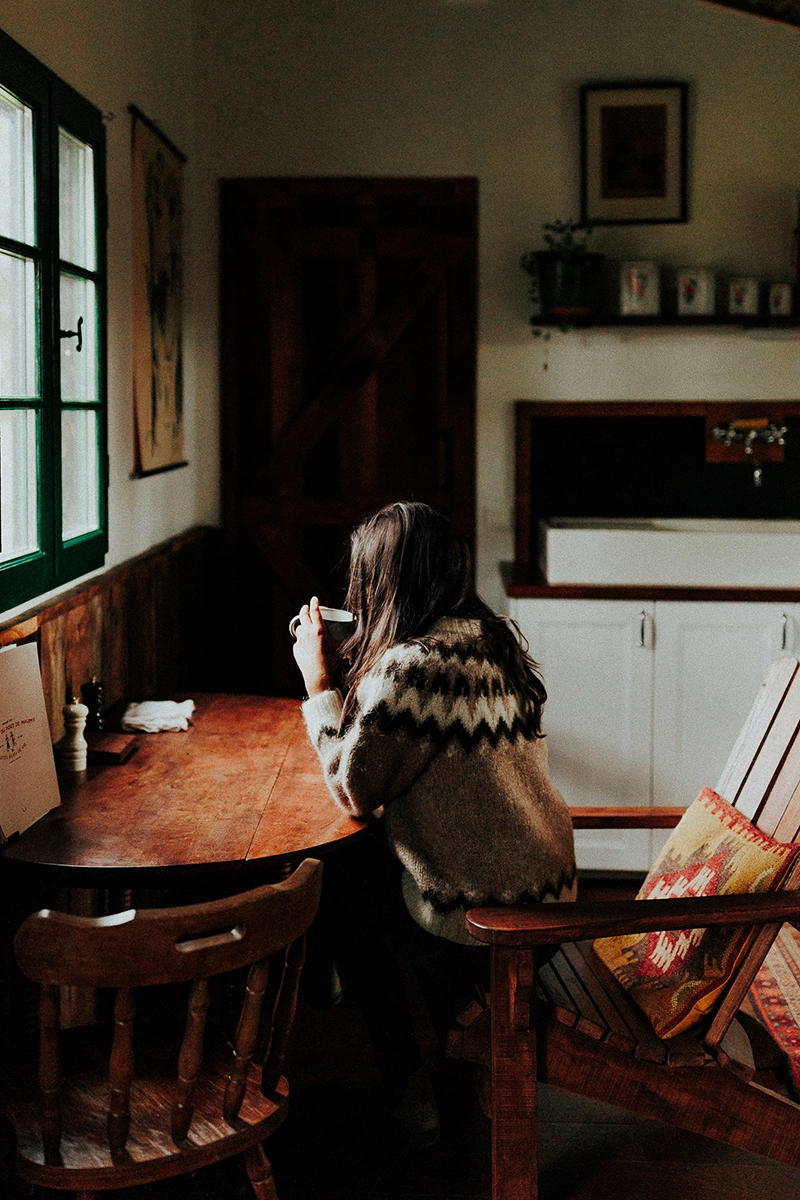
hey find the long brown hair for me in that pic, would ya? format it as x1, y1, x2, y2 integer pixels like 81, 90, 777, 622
339, 501, 547, 733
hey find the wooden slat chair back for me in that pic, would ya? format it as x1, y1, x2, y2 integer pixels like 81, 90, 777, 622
462, 657, 800, 1200
2, 857, 323, 1200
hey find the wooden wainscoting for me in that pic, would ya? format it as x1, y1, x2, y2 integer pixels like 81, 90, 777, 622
0, 526, 219, 744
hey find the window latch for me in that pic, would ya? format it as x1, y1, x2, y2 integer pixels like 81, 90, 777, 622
59, 314, 83, 353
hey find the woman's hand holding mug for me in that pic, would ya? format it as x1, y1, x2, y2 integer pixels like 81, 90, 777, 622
290, 597, 354, 697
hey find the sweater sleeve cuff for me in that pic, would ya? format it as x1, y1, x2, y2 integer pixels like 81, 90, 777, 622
302, 688, 344, 742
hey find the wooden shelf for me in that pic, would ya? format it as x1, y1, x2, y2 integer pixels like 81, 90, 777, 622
532, 314, 800, 330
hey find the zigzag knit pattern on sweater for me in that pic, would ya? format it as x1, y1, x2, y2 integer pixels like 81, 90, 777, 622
302, 617, 577, 938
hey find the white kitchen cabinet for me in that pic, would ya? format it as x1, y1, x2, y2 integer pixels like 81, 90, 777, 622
651, 602, 798, 810
511, 599, 656, 872
509, 597, 800, 872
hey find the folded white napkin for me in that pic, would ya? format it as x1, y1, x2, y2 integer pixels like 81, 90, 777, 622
121, 699, 195, 734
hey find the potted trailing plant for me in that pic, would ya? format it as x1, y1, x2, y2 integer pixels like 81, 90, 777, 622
521, 219, 604, 324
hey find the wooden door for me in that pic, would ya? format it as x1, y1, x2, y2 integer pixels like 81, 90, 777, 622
220, 178, 477, 696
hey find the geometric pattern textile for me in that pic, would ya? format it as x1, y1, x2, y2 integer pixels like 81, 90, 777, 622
751, 923, 800, 1097
594, 787, 800, 1039
303, 616, 577, 923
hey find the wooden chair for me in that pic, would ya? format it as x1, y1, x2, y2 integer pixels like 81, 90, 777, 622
1, 857, 323, 1200
460, 656, 800, 1200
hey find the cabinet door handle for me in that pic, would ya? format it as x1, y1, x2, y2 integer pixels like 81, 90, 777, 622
781, 612, 789, 652
639, 609, 647, 649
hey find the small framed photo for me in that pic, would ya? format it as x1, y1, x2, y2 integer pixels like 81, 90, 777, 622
620, 261, 660, 316
581, 82, 687, 225
728, 278, 759, 317
677, 269, 714, 316
769, 283, 793, 317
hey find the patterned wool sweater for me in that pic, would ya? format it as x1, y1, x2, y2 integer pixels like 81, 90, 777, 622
302, 617, 577, 942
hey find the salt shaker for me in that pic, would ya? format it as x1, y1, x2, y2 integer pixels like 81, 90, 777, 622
61, 697, 89, 771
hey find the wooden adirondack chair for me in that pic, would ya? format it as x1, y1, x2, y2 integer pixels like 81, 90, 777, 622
462, 655, 800, 1200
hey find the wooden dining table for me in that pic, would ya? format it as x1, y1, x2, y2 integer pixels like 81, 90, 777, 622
0, 694, 367, 889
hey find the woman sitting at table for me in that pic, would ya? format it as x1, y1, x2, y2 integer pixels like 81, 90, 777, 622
292, 500, 576, 1146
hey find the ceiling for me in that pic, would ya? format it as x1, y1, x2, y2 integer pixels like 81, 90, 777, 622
704, 0, 800, 27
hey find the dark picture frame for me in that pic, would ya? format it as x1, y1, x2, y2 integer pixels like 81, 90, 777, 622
129, 105, 188, 476
581, 82, 687, 225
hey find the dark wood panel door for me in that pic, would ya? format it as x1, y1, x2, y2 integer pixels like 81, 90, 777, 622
220, 178, 477, 695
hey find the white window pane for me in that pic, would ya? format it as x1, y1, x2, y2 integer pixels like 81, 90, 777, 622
59, 128, 95, 270
0, 408, 38, 562
0, 250, 37, 398
60, 273, 97, 401
61, 409, 99, 540
0, 84, 34, 246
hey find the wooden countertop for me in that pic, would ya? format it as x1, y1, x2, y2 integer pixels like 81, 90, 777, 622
501, 562, 800, 602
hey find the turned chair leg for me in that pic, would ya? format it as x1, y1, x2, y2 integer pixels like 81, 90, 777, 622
245, 1142, 280, 1200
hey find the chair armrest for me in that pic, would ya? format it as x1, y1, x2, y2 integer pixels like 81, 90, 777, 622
466, 889, 800, 946
569, 806, 687, 829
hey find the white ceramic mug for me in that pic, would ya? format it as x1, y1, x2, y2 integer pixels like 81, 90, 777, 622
289, 605, 355, 643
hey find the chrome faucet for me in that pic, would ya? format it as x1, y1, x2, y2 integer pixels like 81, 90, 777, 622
711, 421, 787, 448
711, 421, 788, 488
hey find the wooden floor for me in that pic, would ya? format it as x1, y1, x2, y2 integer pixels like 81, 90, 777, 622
13, 874, 800, 1199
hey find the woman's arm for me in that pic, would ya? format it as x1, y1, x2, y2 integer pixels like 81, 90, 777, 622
302, 649, 439, 818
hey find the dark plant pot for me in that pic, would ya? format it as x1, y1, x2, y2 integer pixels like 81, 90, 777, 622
534, 251, 605, 320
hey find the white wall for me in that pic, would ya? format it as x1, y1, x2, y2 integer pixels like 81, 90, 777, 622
192, 0, 800, 609
3, 0, 799, 625
0, 0, 216, 623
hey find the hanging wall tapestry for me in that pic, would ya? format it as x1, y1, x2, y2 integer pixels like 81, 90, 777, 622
130, 105, 187, 475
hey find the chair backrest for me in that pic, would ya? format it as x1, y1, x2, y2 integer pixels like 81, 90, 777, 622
702, 657, 800, 1050
13, 857, 323, 1161
717, 656, 800, 840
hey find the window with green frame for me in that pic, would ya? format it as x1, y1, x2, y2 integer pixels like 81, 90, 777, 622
0, 28, 107, 613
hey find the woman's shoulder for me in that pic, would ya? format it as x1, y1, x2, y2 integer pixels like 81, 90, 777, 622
387, 618, 499, 685
392, 617, 486, 664
426, 615, 483, 643
359, 618, 480, 683
418, 616, 496, 664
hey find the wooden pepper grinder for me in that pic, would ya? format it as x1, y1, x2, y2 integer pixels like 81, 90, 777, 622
81, 676, 105, 732
61, 696, 89, 771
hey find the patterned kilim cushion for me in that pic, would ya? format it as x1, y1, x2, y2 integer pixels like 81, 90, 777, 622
593, 787, 800, 1039
750, 923, 800, 1097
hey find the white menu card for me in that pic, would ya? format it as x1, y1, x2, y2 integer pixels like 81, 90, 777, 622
0, 643, 61, 839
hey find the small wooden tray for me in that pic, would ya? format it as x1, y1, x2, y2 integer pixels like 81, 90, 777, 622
86, 732, 139, 765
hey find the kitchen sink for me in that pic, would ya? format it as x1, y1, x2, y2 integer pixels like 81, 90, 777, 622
539, 518, 800, 587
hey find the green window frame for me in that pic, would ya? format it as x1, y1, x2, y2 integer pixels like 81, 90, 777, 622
0, 27, 107, 612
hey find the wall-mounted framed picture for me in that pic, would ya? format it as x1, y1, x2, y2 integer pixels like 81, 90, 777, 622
130, 105, 188, 476
728, 278, 759, 317
581, 82, 687, 225
769, 283, 793, 317
619, 261, 660, 316
677, 268, 715, 316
